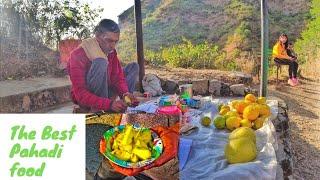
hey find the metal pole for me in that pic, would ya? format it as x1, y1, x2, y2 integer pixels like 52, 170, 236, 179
134, 0, 145, 91
260, 0, 269, 97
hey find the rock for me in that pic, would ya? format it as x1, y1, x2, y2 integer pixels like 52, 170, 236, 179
231, 72, 253, 84
230, 84, 246, 96
162, 80, 179, 94
177, 80, 191, 85
209, 79, 221, 96
22, 95, 31, 112
192, 79, 209, 95
220, 83, 231, 96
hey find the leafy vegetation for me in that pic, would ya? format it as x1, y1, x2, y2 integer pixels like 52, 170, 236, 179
3, 0, 103, 49
294, 0, 320, 78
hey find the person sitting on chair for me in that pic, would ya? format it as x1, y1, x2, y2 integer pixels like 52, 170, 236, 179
272, 33, 299, 86
68, 19, 139, 113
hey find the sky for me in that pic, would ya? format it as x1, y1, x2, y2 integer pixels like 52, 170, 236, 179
81, 0, 135, 23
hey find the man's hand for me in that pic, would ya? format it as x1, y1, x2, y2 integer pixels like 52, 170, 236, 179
123, 93, 139, 107
110, 100, 127, 112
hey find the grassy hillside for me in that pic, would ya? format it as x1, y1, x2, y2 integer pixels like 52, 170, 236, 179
117, 0, 310, 71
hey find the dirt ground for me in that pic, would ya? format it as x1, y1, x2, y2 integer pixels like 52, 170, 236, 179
145, 67, 320, 179
269, 78, 320, 180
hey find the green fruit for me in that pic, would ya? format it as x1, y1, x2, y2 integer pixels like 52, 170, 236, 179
213, 116, 226, 129
229, 127, 256, 143
224, 137, 257, 164
201, 116, 211, 127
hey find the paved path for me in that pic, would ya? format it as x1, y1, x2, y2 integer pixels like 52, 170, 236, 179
0, 77, 70, 97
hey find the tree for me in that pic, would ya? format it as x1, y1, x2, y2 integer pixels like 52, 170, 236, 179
12, 0, 103, 49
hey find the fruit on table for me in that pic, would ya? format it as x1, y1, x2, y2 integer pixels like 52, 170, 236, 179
229, 127, 256, 143
244, 93, 257, 103
111, 125, 153, 163
224, 137, 257, 164
226, 116, 241, 131
253, 117, 265, 130
224, 111, 240, 119
234, 100, 249, 114
230, 100, 240, 109
258, 104, 271, 117
221, 105, 231, 111
213, 115, 226, 129
240, 118, 252, 128
201, 116, 212, 127
257, 97, 266, 104
243, 104, 260, 121
219, 108, 230, 115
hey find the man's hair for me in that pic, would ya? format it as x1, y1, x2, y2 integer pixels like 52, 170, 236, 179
288, 42, 293, 46
94, 19, 120, 34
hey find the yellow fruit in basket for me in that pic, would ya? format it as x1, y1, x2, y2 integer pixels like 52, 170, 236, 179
224, 137, 257, 164
111, 125, 154, 163
132, 148, 151, 160
245, 94, 257, 103
213, 116, 226, 129
234, 100, 249, 114
201, 116, 212, 127
219, 108, 230, 115
229, 127, 256, 143
226, 116, 241, 131
122, 125, 134, 145
117, 151, 132, 161
243, 105, 260, 121
257, 97, 267, 104
253, 117, 265, 130
259, 104, 271, 117
240, 118, 252, 128
130, 154, 139, 163
225, 111, 240, 119
138, 130, 152, 142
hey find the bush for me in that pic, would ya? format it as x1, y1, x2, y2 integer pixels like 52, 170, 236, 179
144, 38, 220, 69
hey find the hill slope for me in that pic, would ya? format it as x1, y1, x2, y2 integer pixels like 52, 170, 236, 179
117, 0, 310, 65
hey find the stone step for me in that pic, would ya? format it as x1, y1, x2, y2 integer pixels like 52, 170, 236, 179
0, 77, 71, 113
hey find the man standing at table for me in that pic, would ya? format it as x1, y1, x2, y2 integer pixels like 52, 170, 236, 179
68, 19, 139, 113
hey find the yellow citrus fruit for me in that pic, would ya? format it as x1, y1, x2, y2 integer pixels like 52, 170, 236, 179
259, 104, 271, 117
253, 117, 265, 129
234, 100, 249, 114
257, 97, 266, 104
245, 94, 257, 103
225, 111, 240, 119
230, 100, 240, 109
240, 118, 252, 128
201, 116, 211, 127
221, 105, 230, 111
226, 116, 241, 131
229, 127, 256, 143
219, 108, 230, 115
243, 104, 260, 121
224, 137, 257, 164
213, 116, 226, 129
